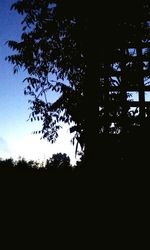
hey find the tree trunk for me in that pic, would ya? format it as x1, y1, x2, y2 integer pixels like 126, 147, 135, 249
83, 19, 100, 170
83, 61, 100, 169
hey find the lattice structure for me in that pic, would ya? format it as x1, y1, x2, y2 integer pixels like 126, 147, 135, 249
100, 42, 150, 135
98, 19, 150, 162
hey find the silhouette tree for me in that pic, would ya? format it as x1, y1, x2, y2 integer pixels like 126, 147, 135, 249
7, 1, 150, 168
46, 153, 71, 169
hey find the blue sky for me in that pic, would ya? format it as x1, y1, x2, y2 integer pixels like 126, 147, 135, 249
0, 0, 77, 165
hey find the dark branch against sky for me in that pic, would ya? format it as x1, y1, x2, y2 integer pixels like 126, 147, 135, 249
0, 0, 76, 164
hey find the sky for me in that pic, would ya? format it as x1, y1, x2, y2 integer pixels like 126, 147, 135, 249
0, 0, 78, 165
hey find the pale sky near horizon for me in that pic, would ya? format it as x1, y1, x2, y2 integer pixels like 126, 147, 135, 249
0, 0, 78, 165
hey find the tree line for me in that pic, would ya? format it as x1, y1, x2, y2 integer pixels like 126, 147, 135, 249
0, 153, 85, 176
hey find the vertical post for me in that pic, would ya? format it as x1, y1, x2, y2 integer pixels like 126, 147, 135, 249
103, 62, 110, 135
120, 47, 128, 134
137, 45, 145, 123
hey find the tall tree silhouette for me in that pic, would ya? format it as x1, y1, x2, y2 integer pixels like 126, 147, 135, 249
7, 1, 150, 167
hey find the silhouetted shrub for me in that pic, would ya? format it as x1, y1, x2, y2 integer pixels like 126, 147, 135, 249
0, 158, 14, 168
45, 153, 72, 169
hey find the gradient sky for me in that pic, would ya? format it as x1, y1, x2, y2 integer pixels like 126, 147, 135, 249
0, 0, 77, 165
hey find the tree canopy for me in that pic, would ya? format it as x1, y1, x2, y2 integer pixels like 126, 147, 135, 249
7, 0, 150, 166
